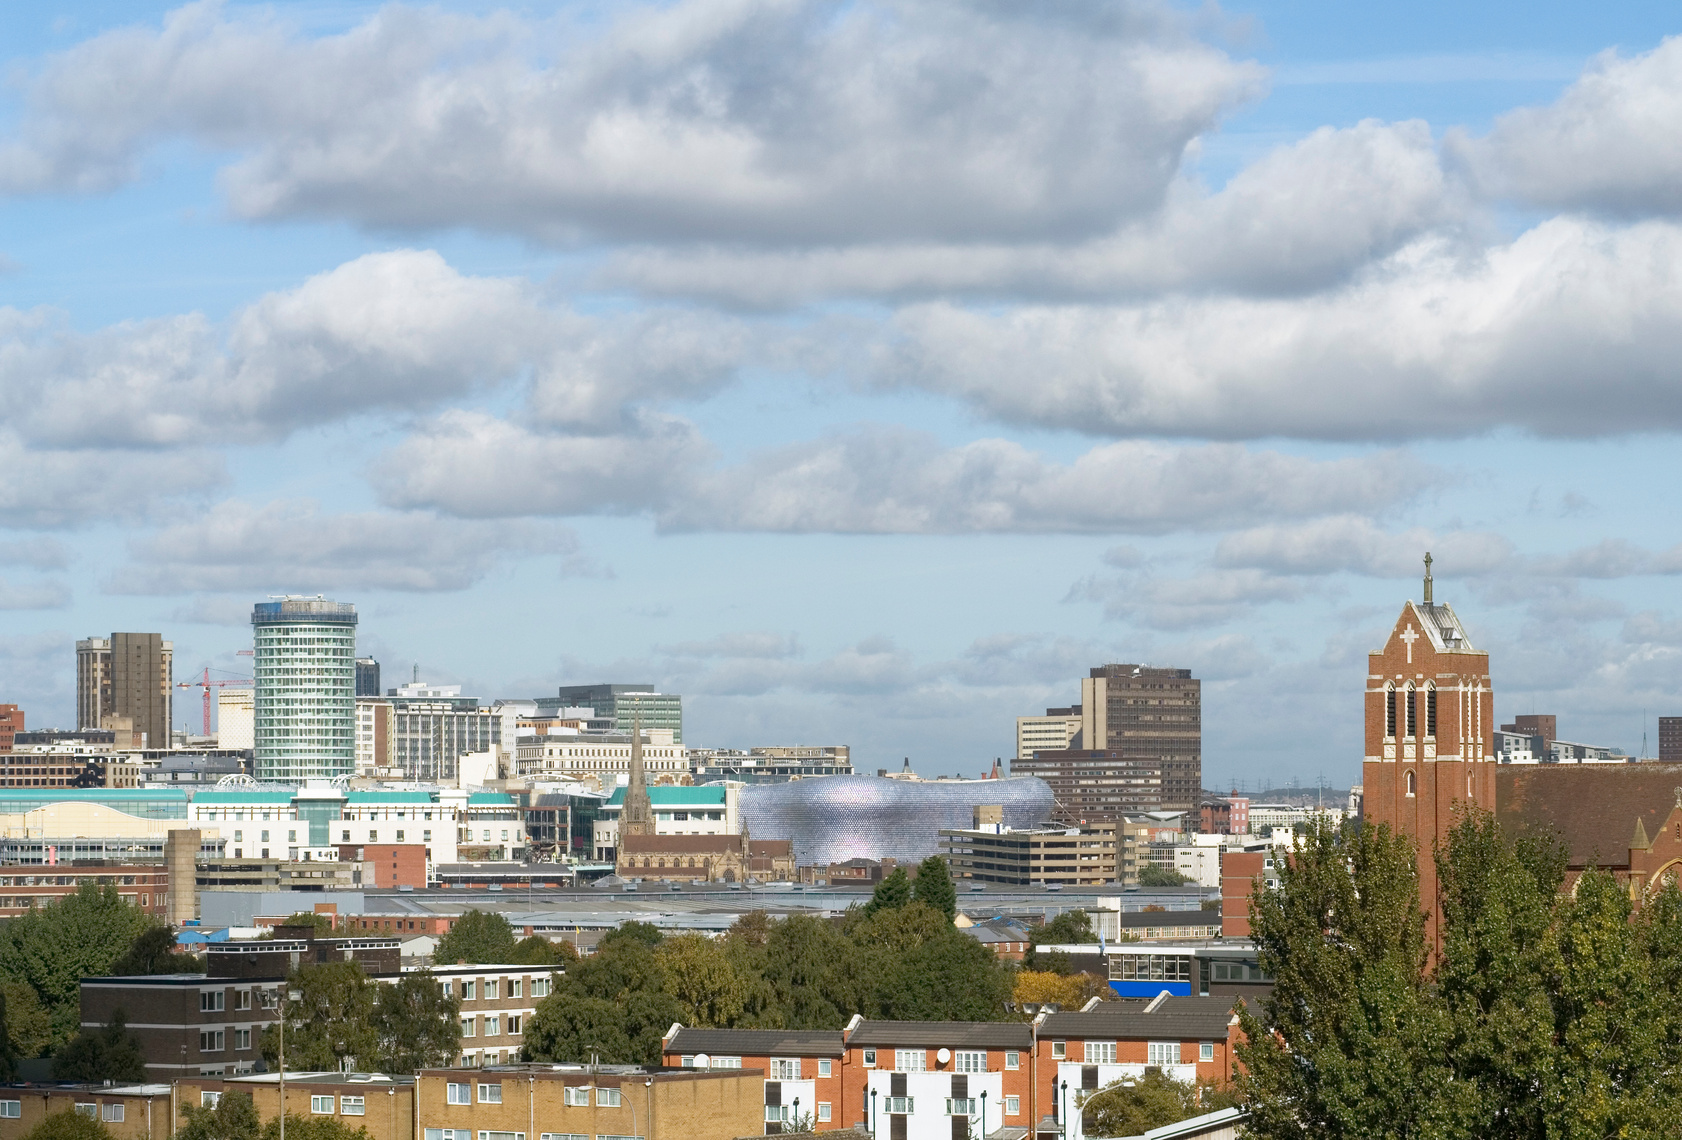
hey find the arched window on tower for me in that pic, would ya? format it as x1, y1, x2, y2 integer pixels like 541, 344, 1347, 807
1406, 770, 1417, 797
1406, 687, 1418, 738
1426, 686, 1438, 739
1385, 688, 1397, 739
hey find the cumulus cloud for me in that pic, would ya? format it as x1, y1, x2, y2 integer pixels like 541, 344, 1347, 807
0, 250, 748, 447
883, 217, 1682, 440
664, 430, 1430, 533
1528, 538, 1682, 578
0, 0, 1262, 246
0, 432, 221, 529
0, 578, 71, 610
609, 119, 1463, 304
378, 416, 1430, 533
108, 499, 578, 593
1452, 36, 1682, 215
1214, 516, 1513, 577
1069, 567, 1303, 629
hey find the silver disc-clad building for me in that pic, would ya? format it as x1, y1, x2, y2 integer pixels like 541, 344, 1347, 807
738, 775, 1054, 864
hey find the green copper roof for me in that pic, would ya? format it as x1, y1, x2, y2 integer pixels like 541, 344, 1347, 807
606, 786, 725, 808
467, 793, 516, 806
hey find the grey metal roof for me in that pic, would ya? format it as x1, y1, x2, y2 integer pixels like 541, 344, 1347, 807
847, 1021, 1032, 1048
1038, 997, 1242, 1040
1115, 910, 1218, 928
667, 1028, 844, 1057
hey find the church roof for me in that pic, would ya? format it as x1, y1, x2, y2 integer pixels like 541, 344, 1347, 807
1495, 764, 1682, 867
1409, 600, 1478, 654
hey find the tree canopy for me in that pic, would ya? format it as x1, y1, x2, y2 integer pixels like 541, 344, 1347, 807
1137, 864, 1193, 887
258, 961, 463, 1074
911, 856, 957, 922
524, 904, 1015, 1065
109, 926, 200, 976
1238, 809, 1682, 1140
52, 1013, 146, 1083
372, 971, 462, 1072
864, 867, 911, 914
3, 982, 51, 1061
19, 1111, 111, 1140
1081, 1071, 1238, 1137
273, 912, 341, 938
434, 910, 517, 964
0, 883, 153, 1044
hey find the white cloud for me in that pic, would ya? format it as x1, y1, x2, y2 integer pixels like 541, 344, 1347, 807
0, 0, 1263, 246
608, 119, 1462, 304
0, 538, 70, 570
1068, 567, 1303, 629
1214, 516, 1513, 577
0, 578, 71, 610
0, 432, 221, 529
0, 250, 748, 446
882, 217, 1682, 440
1452, 36, 1682, 215
660, 429, 1430, 533
108, 499, 578, 593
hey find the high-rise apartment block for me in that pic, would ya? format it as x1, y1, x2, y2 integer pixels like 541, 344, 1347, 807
1662, 717, 1682, 763
385, 682, 500, 781
1015, 705, 1082, 758
76, 634, 173, 745
355, 657, 381, 698
252, 597, 357, 782
543, 684, 683, 743
1010, 748, 1165, 820
1080, 664, 1202, 813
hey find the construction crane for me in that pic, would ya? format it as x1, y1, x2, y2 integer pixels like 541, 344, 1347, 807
177, 658, 254, 737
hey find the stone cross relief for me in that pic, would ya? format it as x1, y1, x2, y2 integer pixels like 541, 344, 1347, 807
1399, 624, 1419, 664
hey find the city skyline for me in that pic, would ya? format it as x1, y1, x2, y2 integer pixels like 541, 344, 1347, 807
0, 2, 1680, 787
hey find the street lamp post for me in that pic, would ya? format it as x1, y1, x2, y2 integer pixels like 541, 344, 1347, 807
1059, 1081, 1069, 1140
792, 1098, 800, 1134
979, 1090, 987, 1140
870, 1088, 877, 1135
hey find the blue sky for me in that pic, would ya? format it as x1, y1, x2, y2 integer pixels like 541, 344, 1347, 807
2, 0, 1681, 790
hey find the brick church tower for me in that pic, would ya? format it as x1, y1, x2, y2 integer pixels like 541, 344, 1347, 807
1363, 554, 1496, 942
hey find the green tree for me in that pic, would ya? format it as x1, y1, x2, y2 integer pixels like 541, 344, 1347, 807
864, 867, 911, 914
912, 856, 958, 922
752, 914, 863, 1030
273, 912, 340, 938
3, 982, 51, 1060
856, 902, 1014, 1021
109, 926, 200, 976
1237, 817, 1465, 1140
19, 1111, 111, 1140
523, 995, 634, 1064
260, 1116, 375, 1140
656, 934, 746, 1027
601, 921, 664, 950
434, 910, 517, 964
1137, 864, 1192, 887
261, 960, 377, 1071
0, 882, 153, 1043
508, 936, 570, 966
51, 1013, 146, 1082
1081, 1071, 1238, 1137
1023, 910, 1093, 971
371, 971, 461, 1073
175, 1089, 262, 1140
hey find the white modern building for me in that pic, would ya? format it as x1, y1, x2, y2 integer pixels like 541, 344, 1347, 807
252, 597, 357, 782
514, 728, 686, 780
1015, 713, 1082, 759
217, 689, 255, 750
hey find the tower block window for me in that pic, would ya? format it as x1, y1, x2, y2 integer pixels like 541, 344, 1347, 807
1386, 690, 1397, 738
1426, 689, 1437, 738
1406, 770, 1417, 797
1406, 689, 1418, 738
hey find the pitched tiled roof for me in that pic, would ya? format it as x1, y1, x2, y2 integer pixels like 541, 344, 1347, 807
667, 1027, 845, 1057
846, 1021, 1033, 1048
1039, 996, 1241, 1040
1495, 764, 1682, 867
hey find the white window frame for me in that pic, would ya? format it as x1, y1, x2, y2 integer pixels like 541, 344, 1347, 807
817, 1059, 832, 1077
884, 1097, 914, 1114
563, 1087, 590, 1107
596, 1087, 622, 1108
1147, 1041, 1179, 1066
945, 1099, 977, 1116
862, 1049, 876, 1068
765, 1107, 789, 1124
484, 1016, 500, 1037
770, 1058, 800, 1080
1051, 1041, 1066, 1059
75, 1105, 97, 1120
101, 1105, 124, 1123
1004, 1052, 1020, 1070
447, 1083, 471, 1106
954, 1051, 985, 1073
0, 1102, 19, 1119
893, 1049, 925, 1072
200, 1094, 221, 1109
1005, 1097, 1020, 1116
1200, 1042, 1215, 1062
1085, 1042, 1116, 1064
341, 1097, 365, 1116
817, 1104, 831, 1123
478, 1084, 502, 1104
310, 1096, 334, 1115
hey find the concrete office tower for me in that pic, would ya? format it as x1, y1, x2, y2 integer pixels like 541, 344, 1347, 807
77, 634, 173, 740
164, 828, 199, 926
548, 683, 683, 743
355, 656, 381, 697
1080, 663, 1202, 813
252, 597, 357, 782
216, 688, 254, 750
1662, 717, 1682, 763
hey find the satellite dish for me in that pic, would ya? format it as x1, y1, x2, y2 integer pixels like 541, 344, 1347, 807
937, 1048, 951, 1064
693, 1054, 710, 1069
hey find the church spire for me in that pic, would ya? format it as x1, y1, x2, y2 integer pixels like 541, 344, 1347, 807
622, 715, 653, 837
1423, 551, 1434, 605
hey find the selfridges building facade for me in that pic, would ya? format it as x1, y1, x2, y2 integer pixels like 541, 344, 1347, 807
739, 775, 1053, 864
